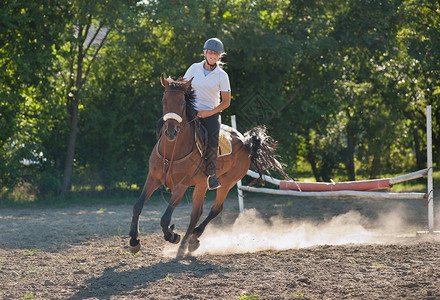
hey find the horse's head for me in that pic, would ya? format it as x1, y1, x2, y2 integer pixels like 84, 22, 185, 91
160, 74, 193, 141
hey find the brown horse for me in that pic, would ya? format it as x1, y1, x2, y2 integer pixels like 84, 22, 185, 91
129, 75, 287, 257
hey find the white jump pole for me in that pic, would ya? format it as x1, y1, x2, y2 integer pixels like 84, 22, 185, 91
426, 105, 434, 233
231, 115, 245, 214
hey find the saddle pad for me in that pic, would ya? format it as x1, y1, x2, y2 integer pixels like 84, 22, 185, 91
218, 128, 232, 156
196, 126, 232, 157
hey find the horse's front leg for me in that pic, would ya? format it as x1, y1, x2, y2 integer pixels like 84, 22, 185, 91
160, 185, 188, 244
176, 184, 207, 257
129, 175, 161, 253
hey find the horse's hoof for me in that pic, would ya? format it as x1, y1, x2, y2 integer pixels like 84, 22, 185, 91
176, 246, 186, 258
171, 233, 181, 244
130, 239, 141, 254
188, 240, 200, 253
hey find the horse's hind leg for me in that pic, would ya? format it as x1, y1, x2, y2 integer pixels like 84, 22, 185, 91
129, 175, 161, 253
160, 185, 188, 244
188, 183, 232, 253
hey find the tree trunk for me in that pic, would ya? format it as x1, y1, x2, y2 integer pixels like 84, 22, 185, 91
345, 113, 356, 181
60, 28, 84, 196
60, 103, 78, 196
433, 132, 440, 168
413, 127, 423, 170
58, 21, 110, 196
305, 131, 320, 182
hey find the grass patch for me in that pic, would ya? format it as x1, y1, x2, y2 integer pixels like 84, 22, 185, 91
0, 184, 219, 209
238, 294, 261, 300
22, 249, 41, 256
163, 273, 172, 281
0, 194, 138, 209
292, 293, 306, 298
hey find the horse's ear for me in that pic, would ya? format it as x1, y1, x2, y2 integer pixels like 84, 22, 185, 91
184, 77, 193, 89
160, 74, 169, 89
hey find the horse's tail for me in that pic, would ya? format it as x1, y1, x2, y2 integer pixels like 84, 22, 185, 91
244, 125, 290, 180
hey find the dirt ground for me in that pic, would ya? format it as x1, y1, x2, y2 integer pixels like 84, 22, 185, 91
1, 190, 440, 299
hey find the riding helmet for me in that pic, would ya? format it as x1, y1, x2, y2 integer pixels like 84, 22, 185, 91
203, 38, 224, 53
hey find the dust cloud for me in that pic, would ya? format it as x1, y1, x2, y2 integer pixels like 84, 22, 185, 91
189, 207, 413, 256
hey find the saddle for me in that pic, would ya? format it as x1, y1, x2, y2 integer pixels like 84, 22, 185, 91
196, 124, 233, 157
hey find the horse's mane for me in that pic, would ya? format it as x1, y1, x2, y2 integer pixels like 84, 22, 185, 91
166, 77, 198, 122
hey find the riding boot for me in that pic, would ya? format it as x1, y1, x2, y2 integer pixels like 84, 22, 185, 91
205, 146, 221, 190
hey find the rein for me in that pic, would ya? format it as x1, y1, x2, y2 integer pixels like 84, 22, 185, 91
162, 127, 180, 187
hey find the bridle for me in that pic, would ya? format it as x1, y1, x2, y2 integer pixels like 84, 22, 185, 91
162, 88, 200, 129
162, 89, 185, 129
161, 88, 199, 187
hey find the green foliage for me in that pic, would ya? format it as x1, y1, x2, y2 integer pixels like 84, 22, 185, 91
1, 0, 439, 198
0, 0, 68, 190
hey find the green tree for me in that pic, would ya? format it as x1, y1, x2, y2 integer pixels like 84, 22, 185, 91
400, 0, 440, 165
274, 0, 341, 181
0, 0, 68, 192
57, 0, 138, 195
308, 0, 407, 180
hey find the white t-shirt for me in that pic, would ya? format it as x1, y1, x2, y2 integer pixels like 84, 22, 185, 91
184, 61, 231, 111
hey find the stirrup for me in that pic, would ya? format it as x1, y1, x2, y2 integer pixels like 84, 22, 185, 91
207, 175, 221, 190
